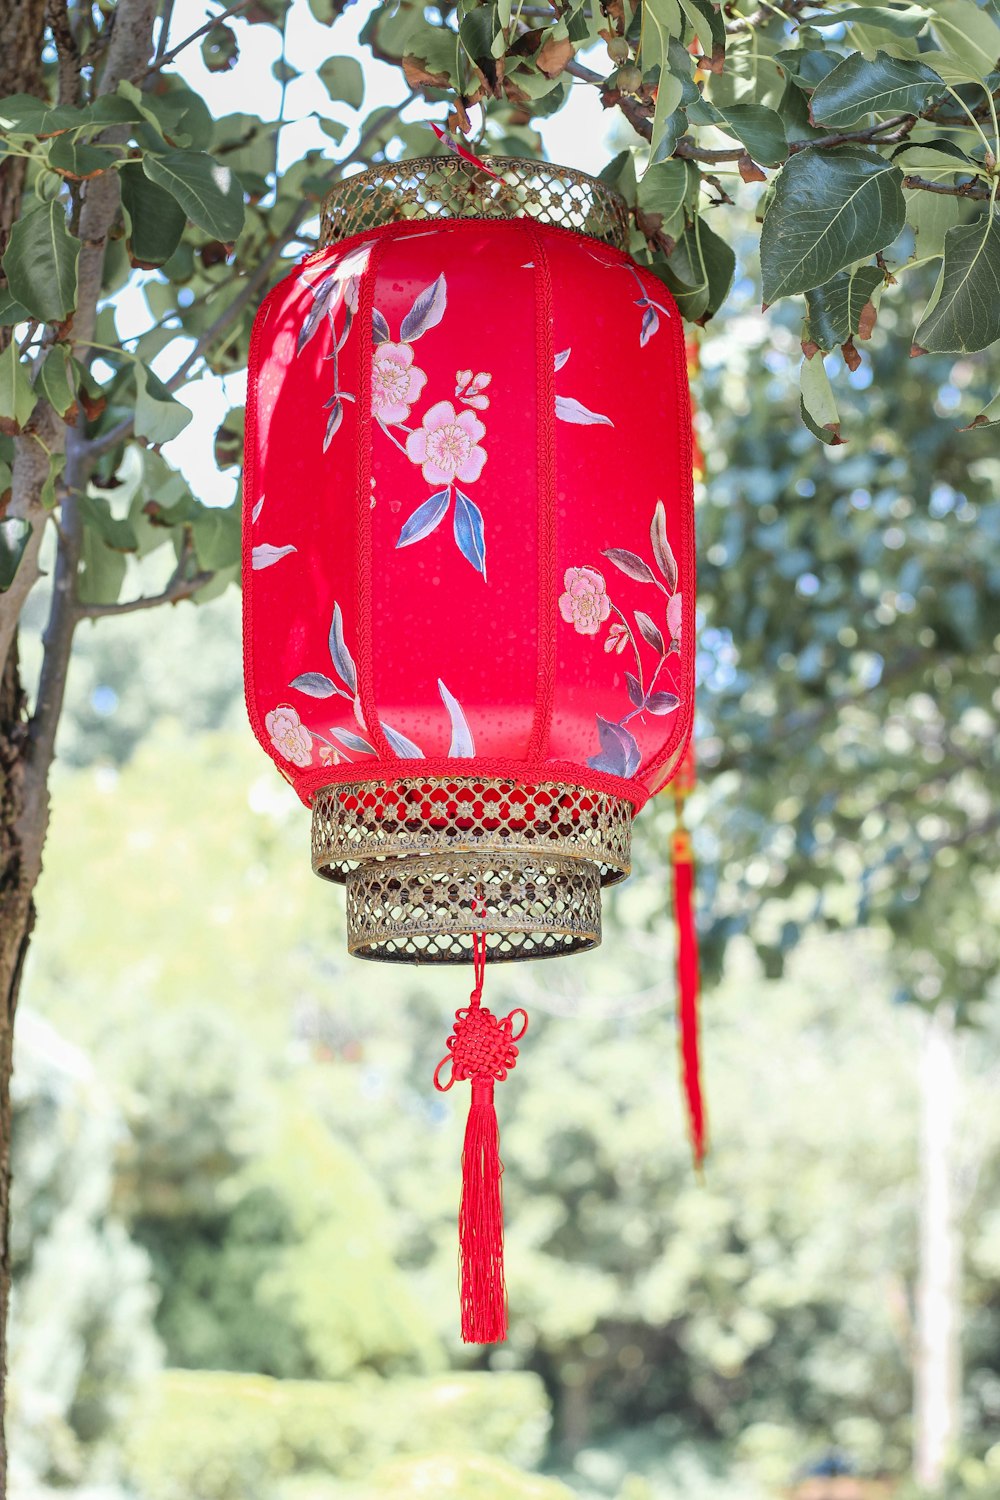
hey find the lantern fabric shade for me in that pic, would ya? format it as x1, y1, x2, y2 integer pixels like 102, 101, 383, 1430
243, 157, 695, 962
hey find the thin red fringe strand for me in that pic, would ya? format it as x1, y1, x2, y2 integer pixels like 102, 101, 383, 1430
672, 819, 706, 1170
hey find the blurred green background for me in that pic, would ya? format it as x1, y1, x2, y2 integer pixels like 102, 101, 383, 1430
8, 161, 1000, 1500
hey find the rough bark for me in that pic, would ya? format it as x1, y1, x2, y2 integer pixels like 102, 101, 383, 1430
0, 4, 157, 1489
914, 1005, 962, 1491
0, 4, 50, 1486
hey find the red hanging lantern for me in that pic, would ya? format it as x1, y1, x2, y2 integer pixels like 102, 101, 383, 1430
243, 156, 696, 1342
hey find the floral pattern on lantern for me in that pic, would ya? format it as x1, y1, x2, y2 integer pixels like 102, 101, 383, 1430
560, 500, 682, 779
282, 601, 475, 763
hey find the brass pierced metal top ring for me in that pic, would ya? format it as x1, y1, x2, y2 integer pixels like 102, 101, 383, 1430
311, 777, 633, 886
319, 156, 630, 252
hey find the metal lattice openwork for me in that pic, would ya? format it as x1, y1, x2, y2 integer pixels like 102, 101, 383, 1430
320, 156, 630, 252
311, 777, 633, 965
312, 778, 632, 884
344, 853, 602, 964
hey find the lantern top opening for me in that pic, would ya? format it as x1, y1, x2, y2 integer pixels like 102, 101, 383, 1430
320, 156, 630, 252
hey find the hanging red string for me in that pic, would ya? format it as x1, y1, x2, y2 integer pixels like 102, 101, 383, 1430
434, 902, 528, 1343
672, 747, 706, 1170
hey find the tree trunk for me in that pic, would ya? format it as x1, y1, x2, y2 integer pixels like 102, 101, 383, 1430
0, 5, 157, 1488
914, 1004, 962, 1492
0, 6, 55, 1487
0, 641, 37, 1492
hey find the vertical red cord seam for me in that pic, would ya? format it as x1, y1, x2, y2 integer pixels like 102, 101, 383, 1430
523, 221, 557, 765
354, 236, 394, 761
636, 269, 696, 786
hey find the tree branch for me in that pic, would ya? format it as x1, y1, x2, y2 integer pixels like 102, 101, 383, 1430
25, 0, 158, 810
75, 536, 212, 618
84, 90, 418, 461
567, 58, 919, 161
902, 173, 991, 200
142, 0, 252, 77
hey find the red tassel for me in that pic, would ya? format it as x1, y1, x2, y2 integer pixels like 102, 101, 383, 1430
459, 1077, 507, 1342
672, 822, 706, 1170
434, 926, 528, 1344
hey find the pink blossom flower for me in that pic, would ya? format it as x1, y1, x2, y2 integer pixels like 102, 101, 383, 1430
265, 705, 313, 767
604, 621, 629, 654
405, 401, 487, 486
667, 592, 683, 643
559, 567, 612, 636
371, 342, 427, 424
455, 369, 492, 410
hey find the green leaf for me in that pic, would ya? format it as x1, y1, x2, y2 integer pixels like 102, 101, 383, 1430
649, 107, 688, 166
599, 150, 639, 208
653, 215, 735, 323
316, 116, 348, 145
804, 265, 883, 351
774, 49, 841, 89
0, 517, 31, 592
45, 134, 120, 180
0, 290, 30, 325
694, 101, 787, 165
905, 178, 975, 256
925, 0, 1000, 78
308, 0, 343, 22
960, 387, 1000, 428
891, 136, 975, 164
39, 451, 65, 508
318, 55, 365, 109
912, 212, 1000, 353
800, 353, 844, 444
0, 93, 84, 135
643, 0, 687, 159
142, 151, 245, 242
810, 51, 945, 129
1, 201, 80, 322
0, 340, 38, 433
806, 6, 931, 36
78, 494, 139, 552
638, 159, 698, 235
86, 93, 148, 125
134, 363, 193, 444
34, 346, 78, 419
678, 0, 725, 68
192, 502, 241, 570
117, 79, 213, 150
119, 162, 187, 268
202, 23, 240, 72
78, 522, 127, 606
760, 148, 906, 304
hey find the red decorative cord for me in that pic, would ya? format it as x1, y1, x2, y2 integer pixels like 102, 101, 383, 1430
434, 901, 528, 1344
671, 753, 706, 1170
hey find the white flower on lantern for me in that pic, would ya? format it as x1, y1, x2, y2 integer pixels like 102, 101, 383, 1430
405, 401, 487, 487
265, 705, 313, 767
371, 343, 428, 424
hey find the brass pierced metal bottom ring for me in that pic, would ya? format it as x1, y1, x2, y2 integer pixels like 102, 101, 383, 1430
345, 853, 601, 964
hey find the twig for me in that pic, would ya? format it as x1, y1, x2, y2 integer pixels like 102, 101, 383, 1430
153, 0, 176, 62
76, 536, 212, 617
142, 0, 252, 76
568, 57, 919, 160
902, 174, 991, 199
